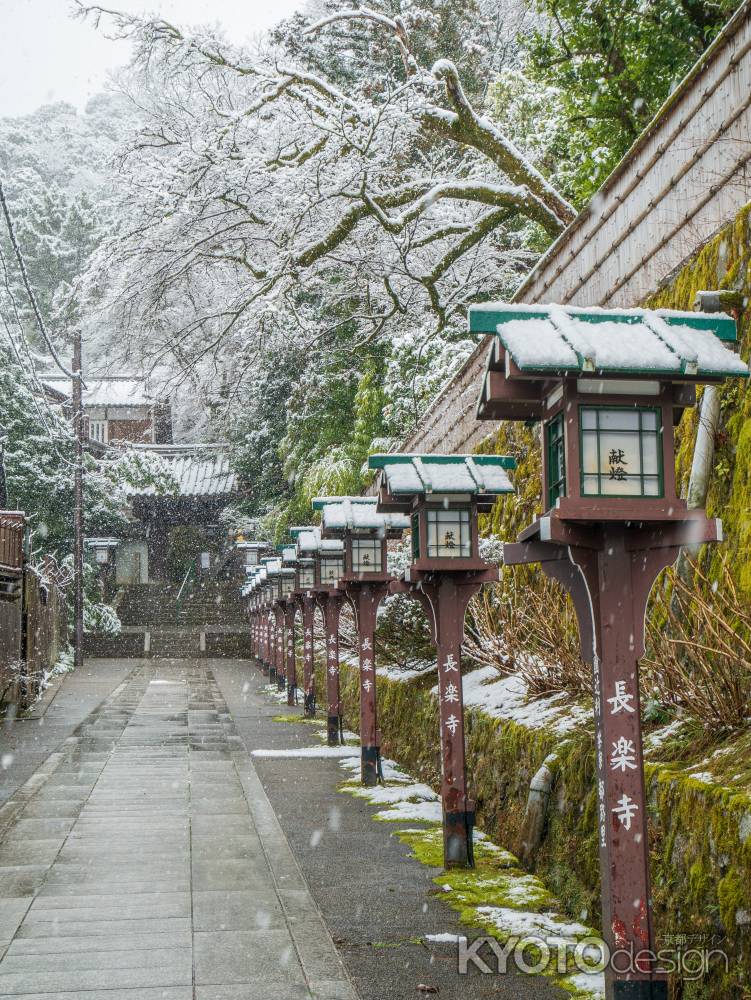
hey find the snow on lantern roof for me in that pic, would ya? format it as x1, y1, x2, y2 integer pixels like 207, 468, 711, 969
468, 303, 748, 379
312, 496, 410, 533
281, 546, 297, 564
292, 526, 345, 555
295, 528, 321, 554
367, 454, 516, 497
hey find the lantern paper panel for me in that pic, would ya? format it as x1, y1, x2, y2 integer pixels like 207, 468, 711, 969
351, 537, 383, 573
426, 508, 471, 558
298, 562, 316, 589
319, 556, 344, 584
580, 407, 662, 498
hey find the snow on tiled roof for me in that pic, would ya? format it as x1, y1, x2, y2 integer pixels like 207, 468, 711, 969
127, 445, 238, 498
312, 496, 410, 532
41, 375, 160, 406
469, 303, 749, 378
368, 454, 515, 496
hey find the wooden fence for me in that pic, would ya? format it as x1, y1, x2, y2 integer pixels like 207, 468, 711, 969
0, 513, 69, 710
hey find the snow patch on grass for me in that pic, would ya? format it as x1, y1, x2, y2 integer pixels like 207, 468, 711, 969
458, 666, 590, 735
252, 746, 359, 759
644, 718, 685, 752
376, 662, 437, 682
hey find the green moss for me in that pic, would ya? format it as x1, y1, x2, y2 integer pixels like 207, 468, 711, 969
718, 870, 745, 935
271, 714, 321, 725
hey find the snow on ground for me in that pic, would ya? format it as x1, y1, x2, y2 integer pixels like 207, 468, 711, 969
457, 666, 591, 735
373, 799, 443, 823
376, 662, 436, 682
345, 781, 438, 805
338, 754, 411, 784
424, 933, 467, 944
687, 771, 715, 784
476, 906, 592, 944
644, 718, 685, 752
262, 684, 292, 704
252, 746, 359, 759
564, 972, 606, 998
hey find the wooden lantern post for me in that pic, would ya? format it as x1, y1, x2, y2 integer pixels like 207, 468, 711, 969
317, 536, 347, 746
290, 543, 318, 717
292, 526, 346, 743
370, 453, 516, 868
251, 567, 270, 674
85, 537, 119, 602
279, 549, 299, 706
239, 542, 271, 668
258, 568, 275, 681
312, 496, 409, 785
472, 300, 749, 1000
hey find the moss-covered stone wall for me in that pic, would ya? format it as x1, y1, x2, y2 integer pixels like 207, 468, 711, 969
648, 203, 751, 594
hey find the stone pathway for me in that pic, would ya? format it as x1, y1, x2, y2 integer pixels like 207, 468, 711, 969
0, 661, 356, 1000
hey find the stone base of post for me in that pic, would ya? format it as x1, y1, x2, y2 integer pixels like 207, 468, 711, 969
304, 692, 316, 717
444, 804, 475, 869
277, 672, 286, 692
287, 684, 297, 707
327, 714, 341, 746
361, 744, 380, 787
268, 665, 277, 684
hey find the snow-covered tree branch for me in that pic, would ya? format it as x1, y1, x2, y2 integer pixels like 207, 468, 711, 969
75, 1, 572, 392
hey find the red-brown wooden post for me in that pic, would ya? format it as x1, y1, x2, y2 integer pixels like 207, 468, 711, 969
302, 595, 316, 717
265, 610, 274, 681
285, 605, 297, 705
274, 605, 286, 691
322, 594, 345, 745
253, 608, 257, 661
349, 582, 390, 785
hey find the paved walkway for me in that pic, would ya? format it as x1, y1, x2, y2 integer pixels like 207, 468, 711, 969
0, 661, 356, 1000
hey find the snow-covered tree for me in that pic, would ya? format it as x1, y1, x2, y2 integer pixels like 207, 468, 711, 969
77, 2, 574, 392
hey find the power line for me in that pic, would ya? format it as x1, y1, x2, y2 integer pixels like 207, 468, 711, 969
0, 178, 80, 383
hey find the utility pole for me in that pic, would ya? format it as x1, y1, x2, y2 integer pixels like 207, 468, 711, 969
0, 430, 7, 509
73, 330, 84, 669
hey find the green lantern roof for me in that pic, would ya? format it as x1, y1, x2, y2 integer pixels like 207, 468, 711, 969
368, 453, 516, 497
468, 303, 748, 380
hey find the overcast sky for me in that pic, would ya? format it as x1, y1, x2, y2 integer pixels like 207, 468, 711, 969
1, 0, 305, 117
